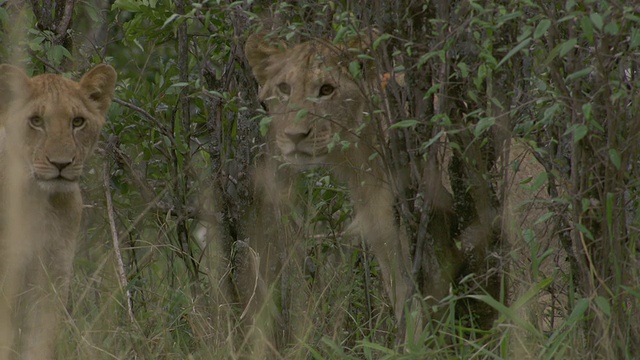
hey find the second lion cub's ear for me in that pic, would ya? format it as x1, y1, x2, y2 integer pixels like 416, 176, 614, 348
80, 64, 117, 115
0, 64, 31, 110
245, 32, 286, 86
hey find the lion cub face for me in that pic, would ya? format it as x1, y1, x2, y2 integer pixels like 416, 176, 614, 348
0, 65, 116, 193
245, 36, 368, 167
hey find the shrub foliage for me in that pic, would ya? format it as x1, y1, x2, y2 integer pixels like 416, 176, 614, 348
1, 0, 638, 358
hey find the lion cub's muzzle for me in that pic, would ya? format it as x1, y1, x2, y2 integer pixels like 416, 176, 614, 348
32, 156, 82, 192
277, 120, 331, 164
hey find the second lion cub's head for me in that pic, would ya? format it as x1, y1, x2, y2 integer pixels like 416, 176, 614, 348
245, 31, 379, 168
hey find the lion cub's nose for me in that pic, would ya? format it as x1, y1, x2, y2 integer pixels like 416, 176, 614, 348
47, 157, 73, 171
284, 127, 312, 144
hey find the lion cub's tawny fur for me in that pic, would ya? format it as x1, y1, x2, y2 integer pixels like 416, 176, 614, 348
244, 32, 412, 350
0, 64, 116, 359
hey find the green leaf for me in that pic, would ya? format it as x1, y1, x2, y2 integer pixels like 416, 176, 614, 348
575, 223, 594, 240
590, 13, 603, 31
474, 63, 487, 89
557, 14, 577, 24
541, 103, 561, 124
510, 278, 554, 311
608, 148, 621, 170
420, 129, 445, 151
629, 28, 640, 49
0, 11, 7, 27
307, 346, 324, 360
469, 294, 543, 340
319, 336, 348, 357
566, 298, 589, 325
580, 15, 595, 44
162, 13, 180, 29
424, 84, 441, 100
112, 0, 141, 12
348, 61, 361, 79
523, 228, 535, 244
497, 11, 523, 25
517, 26, 532, 43
417, 49, 445, 68
582, 103, 593, 121
527, 172, 548, 192
625, 13, 640, 23
566, 67, 592, 81
285, 31, 296, 41
497, 38, 531, 68
559, 38, 577, 57
534, 19, 551, 39
474, 117, 495, 137
294, 109, 308, 123
457, 62, 469, 78
259, 116, 272, 136
534, 211, 555, 225
621, 285, 640, 300
170, 82, 189, 88
207, 90, 223, 98
333, 26, 349, 44
372, 33, 391, 50
565, 0, 576, 11
50, 45, 73, 66
604, 21, 619, 35
389, 119, 419, 129
594, 296, 611, 317
544, 38, 577, 65
572, 124, 588, 143
545, 297, 589, 354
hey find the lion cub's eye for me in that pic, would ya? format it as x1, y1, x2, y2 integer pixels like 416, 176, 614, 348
319, 84, 335, 97
72, 117, 86, 128
277, 82, 291, 95
29, 115, 44, 128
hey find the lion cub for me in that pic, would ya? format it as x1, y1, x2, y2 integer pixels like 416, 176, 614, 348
244, 32, 412, 348
0, 64, 116, 359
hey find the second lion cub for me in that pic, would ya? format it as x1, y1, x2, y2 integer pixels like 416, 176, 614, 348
243, 31, 413, 352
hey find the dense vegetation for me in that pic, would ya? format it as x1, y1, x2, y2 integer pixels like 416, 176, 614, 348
1, 0, 639, 358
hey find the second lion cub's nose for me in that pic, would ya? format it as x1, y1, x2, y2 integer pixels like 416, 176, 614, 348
47, 157, 73, 171
284, 127, 312, 144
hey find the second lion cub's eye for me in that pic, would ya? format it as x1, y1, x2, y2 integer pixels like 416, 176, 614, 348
319, 84, 335, 97
277, 82, 291, 95
29, 115, 44, 128
72, 117, 86, 128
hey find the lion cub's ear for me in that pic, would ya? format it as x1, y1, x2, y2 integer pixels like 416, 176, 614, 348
0, 64, 31, 111
245, 32, 286, 86
80, 64, 117, 114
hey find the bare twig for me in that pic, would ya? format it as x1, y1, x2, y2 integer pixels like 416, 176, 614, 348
27, 50, 64, 73
112, 98, 166, 131
103, 161, 136, 324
